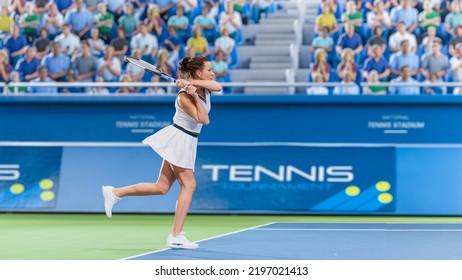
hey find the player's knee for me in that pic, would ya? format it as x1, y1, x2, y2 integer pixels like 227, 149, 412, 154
156, 182, 170, 195
183, 183, 196, 192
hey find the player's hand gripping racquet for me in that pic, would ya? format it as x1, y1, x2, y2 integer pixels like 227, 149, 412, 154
124, 56, 176, 83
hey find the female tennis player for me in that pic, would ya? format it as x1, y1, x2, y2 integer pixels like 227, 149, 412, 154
102, 56, 222, 249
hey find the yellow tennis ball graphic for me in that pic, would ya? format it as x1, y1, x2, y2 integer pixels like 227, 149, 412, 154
40, 179, 54, 190
10, 184, 25, 194
378, 193, 393, 204
345, 185, 360, 197
376, 181, 391, 192
40, 191, 55, 201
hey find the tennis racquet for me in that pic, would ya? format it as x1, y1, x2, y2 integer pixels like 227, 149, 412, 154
124, 56, 176, 83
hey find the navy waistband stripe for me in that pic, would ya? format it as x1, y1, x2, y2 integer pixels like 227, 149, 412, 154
173, 124, 199, 138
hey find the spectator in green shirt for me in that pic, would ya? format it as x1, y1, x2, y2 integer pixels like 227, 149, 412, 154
418, 0, 441, 33
19, 2, 41, 43
94, 3, 114, 43
341, 0, 363, 33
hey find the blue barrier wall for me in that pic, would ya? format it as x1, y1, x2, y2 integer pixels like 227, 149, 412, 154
1, 95, 462, 215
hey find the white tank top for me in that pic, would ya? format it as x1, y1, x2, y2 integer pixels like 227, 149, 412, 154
173, 89, 211, 134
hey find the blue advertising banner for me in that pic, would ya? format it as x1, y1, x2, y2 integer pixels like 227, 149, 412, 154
1, 95, 462, 143
193, 146, 396, 213
0, 147, 62, 209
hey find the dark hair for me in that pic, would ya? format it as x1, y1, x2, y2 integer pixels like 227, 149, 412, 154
178, 56, 209, 79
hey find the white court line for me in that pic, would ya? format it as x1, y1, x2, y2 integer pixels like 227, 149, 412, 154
252, 228, 462, 232
3, 141, 462, 148
121, 222, 276, 260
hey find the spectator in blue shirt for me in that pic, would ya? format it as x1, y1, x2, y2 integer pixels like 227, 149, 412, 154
16, 47, 40, 81
56, 0, 75, 15
363, 44, 390, 81
389, 65, 420, 95
163, 25, 182, 66
390, 0, 418, 33
29, 66, 58, 94
5, 25, 28, 68
42, 42, 71, 82
103, 0, 126, 21
167, 5, 190, 43
389, 39, 419, 79
67, 0, 93, 39
336, 22, 363, 58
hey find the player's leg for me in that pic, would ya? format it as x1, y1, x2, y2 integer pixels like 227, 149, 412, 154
166, 164, 198, 249
102, 160, 176, 218
113, 160, 176, 197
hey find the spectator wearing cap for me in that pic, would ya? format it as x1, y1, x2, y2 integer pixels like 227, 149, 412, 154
420, 37, 448, 80
336, 22, 363, 57
5, 24, 28, 68
389, 39, 419, 79
54, 24, 81, 59
42, 4, 64, 40
16, 47, 40, 81
389, 65, 420, 95
66, 0, 93, 39
390, 0, 418, 33
363, 44, 390, 81
42, 42, 71, 82
388, 21, 417, 53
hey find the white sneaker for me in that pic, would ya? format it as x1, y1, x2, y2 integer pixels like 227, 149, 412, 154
166, 232, 199, 249
102, 186, 121, 218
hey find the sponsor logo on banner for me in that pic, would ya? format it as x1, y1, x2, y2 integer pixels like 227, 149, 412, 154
193, 146, 395, 213
0, 147, 62, 209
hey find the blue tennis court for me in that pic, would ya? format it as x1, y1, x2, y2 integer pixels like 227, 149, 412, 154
127, 222, 462, 260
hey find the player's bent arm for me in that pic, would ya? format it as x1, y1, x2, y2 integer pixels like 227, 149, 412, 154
178, 93, 210, 125
189, 79, 222, 92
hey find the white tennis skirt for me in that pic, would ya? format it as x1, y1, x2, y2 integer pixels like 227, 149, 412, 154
142, 125, 198, 170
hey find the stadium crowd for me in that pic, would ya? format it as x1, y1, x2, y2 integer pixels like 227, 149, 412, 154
0, 0, 274, 94
310, 0, 462, 95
